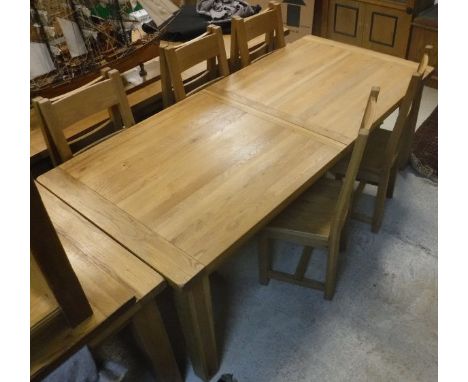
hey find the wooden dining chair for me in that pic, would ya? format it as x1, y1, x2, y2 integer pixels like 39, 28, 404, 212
331, 47, 431, 233
230, 1, 286, 70
259, 87, 380, 300
32, 68, 135, 166
160, 25, 229, 106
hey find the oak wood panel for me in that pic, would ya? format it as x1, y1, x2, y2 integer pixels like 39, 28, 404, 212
38, 91, 343, 272
209, 35, 422, 145
31, 184, 166, 380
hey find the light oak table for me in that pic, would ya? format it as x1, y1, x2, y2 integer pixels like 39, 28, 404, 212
31, 184, 181, 382
37, 35, 428, 381
37, 90, 343, 380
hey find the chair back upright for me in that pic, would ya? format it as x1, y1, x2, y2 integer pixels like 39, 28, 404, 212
417, 45, 432, 74
383, 73, 422, 173
33, 68, 135, 165
161, 25, 229, 105
30, 177, 92, 329
384, 45, 432, 172
231, 1, 286, 69
331, 87, 380, 239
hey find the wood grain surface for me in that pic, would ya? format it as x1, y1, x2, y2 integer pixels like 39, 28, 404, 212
31, 184, 165, 379
208, 35, 430, 145
38, 90, 343, 278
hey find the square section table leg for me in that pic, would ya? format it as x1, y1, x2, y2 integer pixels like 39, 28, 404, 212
132, 299, 183, 382
174, 275, 219, 381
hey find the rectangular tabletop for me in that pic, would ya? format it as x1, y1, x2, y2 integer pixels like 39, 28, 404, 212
208, 35, 423, 145
38, 91, 344, 283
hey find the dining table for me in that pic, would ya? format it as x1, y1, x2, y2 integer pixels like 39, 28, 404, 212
37, 35, 432, 381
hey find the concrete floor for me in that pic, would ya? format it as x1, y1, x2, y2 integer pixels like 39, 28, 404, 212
95, 88, 438, 382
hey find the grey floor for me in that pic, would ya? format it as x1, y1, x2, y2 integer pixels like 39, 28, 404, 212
95, 88, 438, 382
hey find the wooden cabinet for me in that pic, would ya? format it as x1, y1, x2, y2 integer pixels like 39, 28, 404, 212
320, 0, 434, 57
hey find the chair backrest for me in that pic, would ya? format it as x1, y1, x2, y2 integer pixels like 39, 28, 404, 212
30, 177, 92, 329
383, 46, 431, 172
161, 25, 229, 105
32, 68, 135, 165
331, 87, 380, 238
417, 45, 432, 74
230, 1, 286, 69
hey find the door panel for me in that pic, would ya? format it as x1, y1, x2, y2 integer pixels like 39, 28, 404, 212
327, 0, 365, 46
362, 4, 412, 57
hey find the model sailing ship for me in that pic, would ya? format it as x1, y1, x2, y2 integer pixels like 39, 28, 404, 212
30, 0, 179, 98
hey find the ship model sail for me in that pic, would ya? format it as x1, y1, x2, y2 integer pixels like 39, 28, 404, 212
30, 0, 179, 98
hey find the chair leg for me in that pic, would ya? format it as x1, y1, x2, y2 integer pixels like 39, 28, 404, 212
339, 223, 348, 252
386, 165, 398, 199
294, 246, 313, 280
131, 299, 183, 382
258, 232, 272, 285
372, 175, 390, 233
324, 241, 340, 300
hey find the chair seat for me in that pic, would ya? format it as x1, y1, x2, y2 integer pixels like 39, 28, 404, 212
265, 177, 342, 244
332, 127, 391, 183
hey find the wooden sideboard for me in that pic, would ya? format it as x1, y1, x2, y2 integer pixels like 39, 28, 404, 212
314, 0, 434, 57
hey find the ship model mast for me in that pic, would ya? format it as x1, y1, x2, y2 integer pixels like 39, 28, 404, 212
30, 0, 179, 98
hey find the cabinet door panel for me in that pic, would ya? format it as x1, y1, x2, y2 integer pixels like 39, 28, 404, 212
362, 4, 412, 57
327, 0, 365, 46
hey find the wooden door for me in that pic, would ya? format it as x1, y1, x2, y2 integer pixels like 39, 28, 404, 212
327, 0, 366, 46
362, 3, 412, 57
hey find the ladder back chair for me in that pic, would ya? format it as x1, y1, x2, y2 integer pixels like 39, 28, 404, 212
331, 46, 431, 233
230, 1, 286, 70
259, 87, 380, 300
160, 25, 229, 106
32, 68, 135, 166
